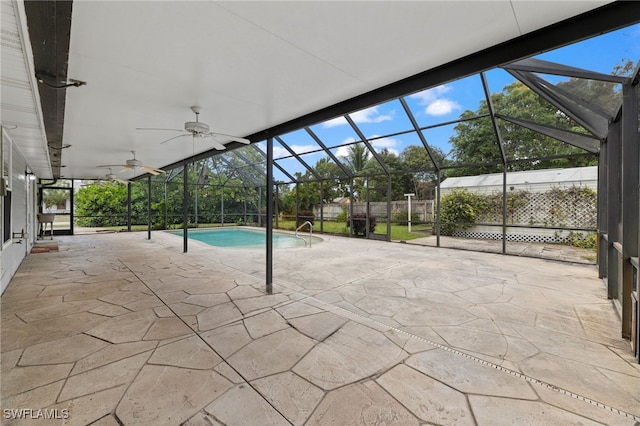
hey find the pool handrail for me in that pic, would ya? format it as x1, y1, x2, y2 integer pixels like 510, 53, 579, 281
295, 221, 313, 247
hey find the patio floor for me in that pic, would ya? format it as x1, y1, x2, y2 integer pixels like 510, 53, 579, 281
1, 231, 638, 425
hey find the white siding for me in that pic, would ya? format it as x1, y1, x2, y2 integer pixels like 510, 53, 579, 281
1, 136, 35, 294
440, 166, 598, 196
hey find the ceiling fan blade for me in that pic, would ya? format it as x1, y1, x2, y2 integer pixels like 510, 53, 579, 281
193, 133, 226, 150
141, 166, 165, 175
209, 132, 250, 144
97, 164, 127, 169
205, 137, 227, 151
115, 178, 130, 184
136, 127, 184, 132
160, 133, 190, 144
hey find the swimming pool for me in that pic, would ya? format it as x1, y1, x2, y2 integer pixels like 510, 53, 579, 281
168, 227, 322, 248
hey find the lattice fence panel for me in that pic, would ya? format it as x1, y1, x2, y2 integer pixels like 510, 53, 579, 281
476, 188, 596, 228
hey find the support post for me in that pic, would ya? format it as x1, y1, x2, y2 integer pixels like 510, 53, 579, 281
295, 182, 299, 227
147, 176, 151, 239
183, 164, 188, 253
598, 139, 608, 278
621, 79, 639, 340
266, 137, 273, 294
127, 182, 132, 232
164, 182, 168, 230
502, 166, 507, 254
194, 176, 199, 228
349, 178, 354, 237
275, 184, 279, 229
365, 177, 370, 239
386, 176, 391, 242
436, 170, 441, 247
320, 180, 324, 234
258, 187, 262, 227
221, 184, 224, 227
607, 121, 622, 302
404, 193, 415, 233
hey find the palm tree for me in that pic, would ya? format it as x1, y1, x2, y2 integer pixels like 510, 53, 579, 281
345, 143, 370, 201
345, 143, 370, 173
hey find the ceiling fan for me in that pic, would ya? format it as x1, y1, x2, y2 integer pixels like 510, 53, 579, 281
97, 168, 130, 184
136, 106, 251, 150
97, 151, 165, 176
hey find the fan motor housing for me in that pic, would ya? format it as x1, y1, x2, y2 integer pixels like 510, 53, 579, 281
185, 121, 210, 134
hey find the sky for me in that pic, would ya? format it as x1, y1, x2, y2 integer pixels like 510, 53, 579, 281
255, 23, 640, 182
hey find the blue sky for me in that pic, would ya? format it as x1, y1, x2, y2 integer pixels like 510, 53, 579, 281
256, 23, 640, 182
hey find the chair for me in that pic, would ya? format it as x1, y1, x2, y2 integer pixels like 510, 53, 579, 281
37, 213, 55, 240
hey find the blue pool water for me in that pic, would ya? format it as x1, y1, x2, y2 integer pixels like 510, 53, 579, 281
169, 227, 320, 248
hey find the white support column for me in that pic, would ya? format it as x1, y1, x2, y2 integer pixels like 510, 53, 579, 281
404, 193, 415, 233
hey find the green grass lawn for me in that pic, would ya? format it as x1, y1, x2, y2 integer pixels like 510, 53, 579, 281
274, 220, 432, 241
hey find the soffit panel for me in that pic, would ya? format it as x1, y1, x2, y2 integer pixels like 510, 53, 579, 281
0, 0, 51, 178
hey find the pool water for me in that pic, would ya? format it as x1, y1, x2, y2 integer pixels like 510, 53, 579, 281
169, 227, 320, 248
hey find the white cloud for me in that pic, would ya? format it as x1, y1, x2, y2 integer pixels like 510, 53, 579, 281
322, 106, 393, 128
425, 99, 461, 116
370, 136, 397, 149
272, 146, 289, 158
289, 144, 318, 155
334, 138, 357, 158
409, 85, 451, 104
349, 106, 394, 124
335, 145, 350, 158
409, 84, 460, 117
322, 116, 348, 128
371, 136, 399, 157
271, 144, 319, 158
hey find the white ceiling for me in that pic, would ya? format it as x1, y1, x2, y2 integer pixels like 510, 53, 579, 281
2, 1, 614, 181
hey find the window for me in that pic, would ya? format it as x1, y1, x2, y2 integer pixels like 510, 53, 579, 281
3, 191, 10, 244
2, 128, 12, 192
1, 128, 11, 246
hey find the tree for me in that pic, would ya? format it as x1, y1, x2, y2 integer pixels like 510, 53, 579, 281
448, 81, 598, 176
345, 143, 370, 174
446, 61, 633, 176
344, 143, 371, 201
42, 180, 71, 210
75, 182, 139, 226
400, 145, 445, 199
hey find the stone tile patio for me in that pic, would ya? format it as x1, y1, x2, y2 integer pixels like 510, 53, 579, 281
1, 231, 638, 425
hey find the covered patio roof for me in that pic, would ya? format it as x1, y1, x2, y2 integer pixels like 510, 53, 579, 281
3, 1, 638, 180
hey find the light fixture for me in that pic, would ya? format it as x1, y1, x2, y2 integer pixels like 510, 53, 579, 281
35, 72, 86, 89
48, 143, 72, 150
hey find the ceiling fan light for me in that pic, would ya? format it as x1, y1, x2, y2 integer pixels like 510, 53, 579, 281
185, 121, 209, 134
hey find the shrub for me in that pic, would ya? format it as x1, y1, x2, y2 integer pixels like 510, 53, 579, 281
392, 210, 419, 225
561, 231, 597, 249
336, 206, 348, 223
439, 189, 488, 234
347, 213, 376, 236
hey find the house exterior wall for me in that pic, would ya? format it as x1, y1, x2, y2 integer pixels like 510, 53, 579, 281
440, 167, 598, 196
1, 133, 36, 294
438, 167, 598, 244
